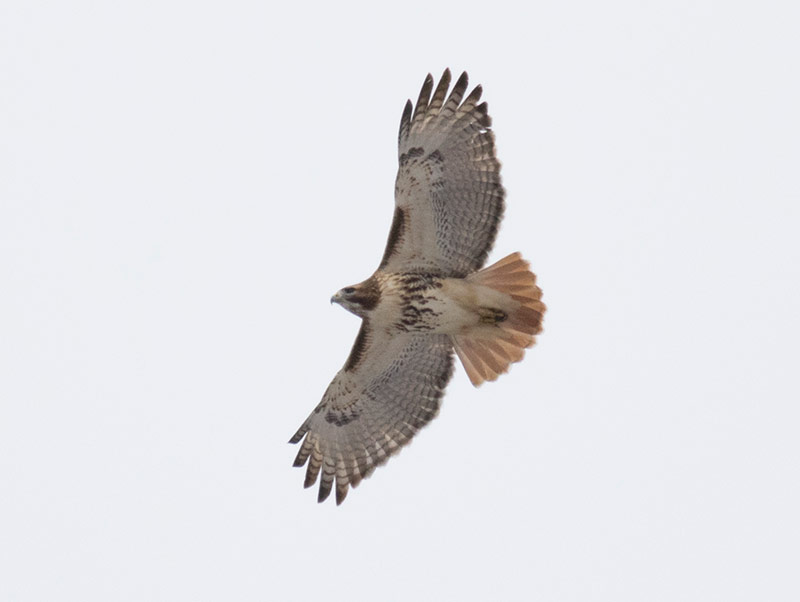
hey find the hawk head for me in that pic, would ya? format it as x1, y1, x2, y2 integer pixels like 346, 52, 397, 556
331, 277, 380, 318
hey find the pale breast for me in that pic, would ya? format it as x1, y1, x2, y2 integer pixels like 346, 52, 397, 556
378, 273, 478, 335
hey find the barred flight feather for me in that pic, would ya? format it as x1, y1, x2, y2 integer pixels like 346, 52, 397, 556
288, 70, 546, 504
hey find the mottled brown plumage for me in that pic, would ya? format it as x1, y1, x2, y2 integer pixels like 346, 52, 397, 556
289, 70, 545, 504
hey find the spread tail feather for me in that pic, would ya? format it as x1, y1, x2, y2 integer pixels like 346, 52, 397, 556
453, 252, 545, 386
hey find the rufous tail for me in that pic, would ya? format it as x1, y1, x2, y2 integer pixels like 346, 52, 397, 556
452, 252, 545, 386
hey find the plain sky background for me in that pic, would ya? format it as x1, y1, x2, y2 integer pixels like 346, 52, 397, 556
2, 1, 799, 600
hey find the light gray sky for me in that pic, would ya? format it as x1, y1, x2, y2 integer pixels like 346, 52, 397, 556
2, 1, 799, 600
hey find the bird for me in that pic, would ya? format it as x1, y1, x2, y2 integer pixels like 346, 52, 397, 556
289, 69, 546, 504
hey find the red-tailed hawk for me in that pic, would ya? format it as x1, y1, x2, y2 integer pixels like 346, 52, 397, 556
290, 70, 546, 504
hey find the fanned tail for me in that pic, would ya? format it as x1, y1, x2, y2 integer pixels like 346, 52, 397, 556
452, 252, 545, 386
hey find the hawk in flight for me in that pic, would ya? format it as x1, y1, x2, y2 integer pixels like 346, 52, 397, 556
290, 70, 546, 504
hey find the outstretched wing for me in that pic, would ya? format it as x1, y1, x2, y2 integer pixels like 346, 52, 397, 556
379, 69, 505, 277
289, 325, 454, 504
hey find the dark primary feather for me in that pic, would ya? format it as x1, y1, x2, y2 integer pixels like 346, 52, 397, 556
411, 73, 434, 126
290, 70, 506, 505
289, 331, 454, 504
382, 69, 505, 277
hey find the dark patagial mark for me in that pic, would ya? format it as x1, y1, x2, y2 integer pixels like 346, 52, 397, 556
343, 322, 370, 372
379, 206, 406, 268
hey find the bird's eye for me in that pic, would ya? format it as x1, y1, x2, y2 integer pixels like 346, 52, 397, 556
343, 287, 355, 294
